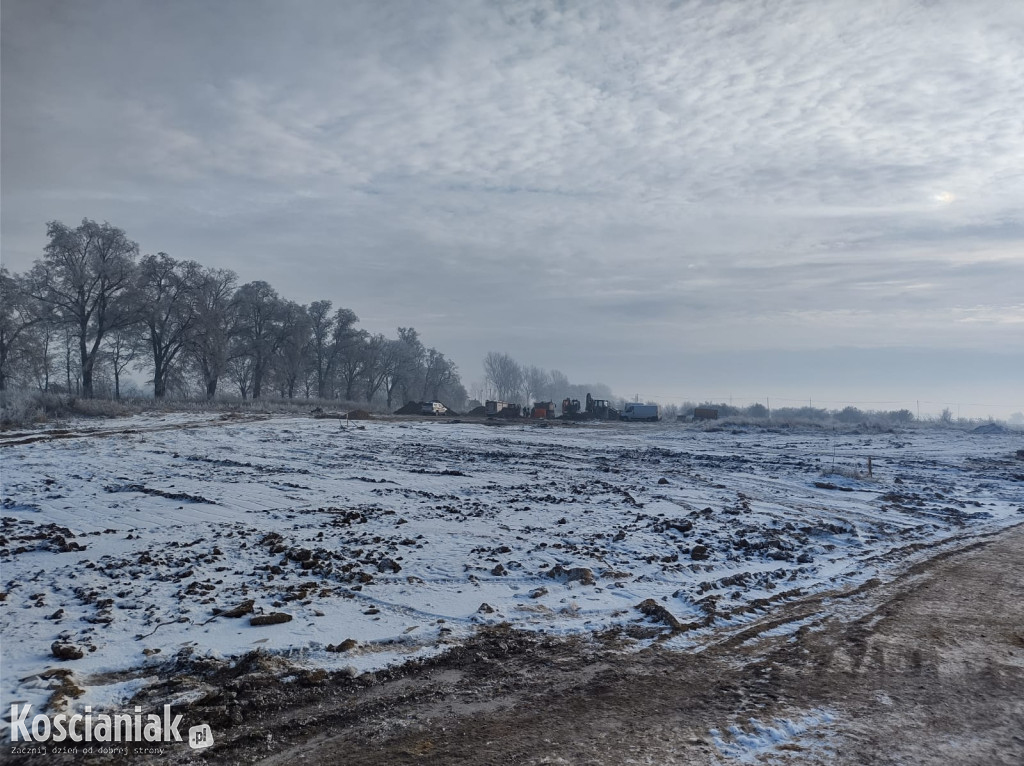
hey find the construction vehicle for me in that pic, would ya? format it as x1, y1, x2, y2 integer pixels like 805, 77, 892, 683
560, 397, 581, 417
621, 403, 660, 421
531, 401, 556, 419
585, 393, 618, 420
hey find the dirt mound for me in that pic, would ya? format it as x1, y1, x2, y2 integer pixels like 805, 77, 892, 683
973, 422, 1008, 434
467, 405, 487, 417
393, 402, 422, 415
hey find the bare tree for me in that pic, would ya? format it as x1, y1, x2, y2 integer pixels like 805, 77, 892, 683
307, 300, 334, 399
332, 311, 366, 401
362, 333, 398, 404
273, 301, 311, 399
227, 355, 254, 400
135, 253, 203, 398
25, 322, 57, 391
548, 369, 571, 401
231, 281, 284, 399
28, 219, 138, 398
390, 327, 425, 403
483, 351, 523, 402
423, 348, 458, 401
189, 267, 236, 400
0, 268, 41, 391
522, 365, 551, 405
60, 326, 79, 394
103, 328, 138, 400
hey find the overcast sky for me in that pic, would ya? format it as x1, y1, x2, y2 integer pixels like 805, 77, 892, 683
2, 0, 1021, 417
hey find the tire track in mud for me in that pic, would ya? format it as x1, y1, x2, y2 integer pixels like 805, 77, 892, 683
0, 414, 270, 447
251, 521, 1024, 766
29, 521, 1019, 766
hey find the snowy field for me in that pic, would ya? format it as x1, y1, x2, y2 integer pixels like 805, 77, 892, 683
2, 413, 1022, 728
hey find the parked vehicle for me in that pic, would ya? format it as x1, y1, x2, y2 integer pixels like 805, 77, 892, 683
531, 401, 556, 419
560, 397, 581, 417
585, 393, 618, 420
421, 401, 447, 416
621, 403, 660, 421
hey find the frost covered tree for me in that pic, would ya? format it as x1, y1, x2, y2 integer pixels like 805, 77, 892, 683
102, 327, 138, 400
272, 301, 312, 399
362, 333, 398, 404
135, 253, 203, 398
393, 326, 426, 404
307, 300, 335, 399
0, 268, 41, 391
28, 219, 138, 398
332, 310, 366, 401
189, 267, 237, 400
231, 281, 284, 399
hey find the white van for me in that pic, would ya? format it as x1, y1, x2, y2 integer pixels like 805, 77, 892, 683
421, 401, 447, 416
621, 403, 660, 422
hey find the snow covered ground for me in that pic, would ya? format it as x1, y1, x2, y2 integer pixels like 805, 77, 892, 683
2, 414, 1022, 727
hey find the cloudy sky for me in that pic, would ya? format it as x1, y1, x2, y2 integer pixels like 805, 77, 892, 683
3, 0, 1022, 416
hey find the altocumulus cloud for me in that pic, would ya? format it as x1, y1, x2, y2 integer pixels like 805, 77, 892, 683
2, 0, 1022, 409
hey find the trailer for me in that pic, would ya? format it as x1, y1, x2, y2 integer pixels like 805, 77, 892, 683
621, 403, 660, 422
693, 407, 719, 421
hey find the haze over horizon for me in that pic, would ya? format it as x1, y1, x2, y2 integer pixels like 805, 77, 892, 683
3, 0, 1022, 418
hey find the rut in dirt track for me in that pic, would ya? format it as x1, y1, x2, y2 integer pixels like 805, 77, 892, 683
134, 523, 1024, 766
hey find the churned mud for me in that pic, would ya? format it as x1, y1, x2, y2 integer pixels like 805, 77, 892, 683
23, 521, 1018, 766
4, 416, 1022, 764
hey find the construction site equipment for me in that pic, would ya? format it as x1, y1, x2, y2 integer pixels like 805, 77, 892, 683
693, 407, 719, 421
621, 403, 660, 421
585, 393, 618, 420
486, 400, 521, 418
561, 398, 581, 417
531, 401, 556, 419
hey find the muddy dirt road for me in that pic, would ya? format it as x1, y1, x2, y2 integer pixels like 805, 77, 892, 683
126, 522, 1024, 766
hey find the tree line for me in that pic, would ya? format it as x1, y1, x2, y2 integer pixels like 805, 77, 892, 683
0, 219, 467, 408
480, 351, 614, 406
